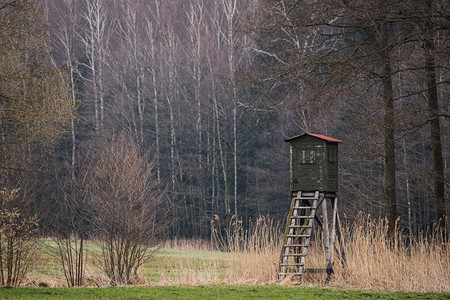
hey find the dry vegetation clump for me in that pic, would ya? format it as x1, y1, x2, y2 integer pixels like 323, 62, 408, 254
326, 217, 449, 292
161, 215, 448, 292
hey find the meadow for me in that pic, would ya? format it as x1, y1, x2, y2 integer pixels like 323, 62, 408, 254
7, 217, 450, 299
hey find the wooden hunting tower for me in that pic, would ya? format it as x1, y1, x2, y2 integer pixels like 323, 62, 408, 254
278, 133, 346, 284
286, 133, 341, 192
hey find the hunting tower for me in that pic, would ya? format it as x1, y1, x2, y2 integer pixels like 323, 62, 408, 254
278, 133, 346, 284
287, 133, 340, 192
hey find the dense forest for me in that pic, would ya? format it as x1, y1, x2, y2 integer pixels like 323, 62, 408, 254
1, 0, 448, 243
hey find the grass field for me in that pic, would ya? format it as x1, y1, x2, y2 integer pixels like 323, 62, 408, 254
0, 285, 449, 299
27, 242, 240, 286
15, 217, 450, 299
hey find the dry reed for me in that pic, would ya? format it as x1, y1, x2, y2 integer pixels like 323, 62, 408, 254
163, 215, 449, 292
326, 216, 449, 292
161, 238, 213, 251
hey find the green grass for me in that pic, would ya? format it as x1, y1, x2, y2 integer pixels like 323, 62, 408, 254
142, 248, 239, 282
30, 241, 238, 285
0, 285, 448, 300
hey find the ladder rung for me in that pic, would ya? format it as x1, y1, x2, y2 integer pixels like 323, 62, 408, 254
295, 195, 319, 200
284, 244, 308, 247
295, 197, 318, 200
286, 234, 310, 238
288, 225, 312, 228
295, 190, 319, 196
278, 272, 303, 275
282, 254, 306, 257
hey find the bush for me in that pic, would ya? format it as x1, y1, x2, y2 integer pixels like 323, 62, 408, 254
0, 189, 39, 287
90, 135, 168, 285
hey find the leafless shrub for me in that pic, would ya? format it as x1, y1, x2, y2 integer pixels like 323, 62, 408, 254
48, 153, 92, 287
0, 189, 38, 287
90, 134, 168, 285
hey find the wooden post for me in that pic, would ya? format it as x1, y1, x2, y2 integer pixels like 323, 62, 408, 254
327, 197, 337, 282
322, 199, 331, 282
336, 208, 347, 266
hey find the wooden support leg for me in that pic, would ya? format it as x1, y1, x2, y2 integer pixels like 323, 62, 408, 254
336, 208, 347, 266
327, 197, 337, 282
322, 199, 331, 282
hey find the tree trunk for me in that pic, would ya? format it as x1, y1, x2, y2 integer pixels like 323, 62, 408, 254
221, 0, 239, 218
423, 0, 447, 240
380, 23, 398, 238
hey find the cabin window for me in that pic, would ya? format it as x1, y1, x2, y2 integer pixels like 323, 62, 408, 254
300, 150, 316, 164
328, 147, 337, 163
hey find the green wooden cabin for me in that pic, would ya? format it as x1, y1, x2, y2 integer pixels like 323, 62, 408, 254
285, 133, 342, 192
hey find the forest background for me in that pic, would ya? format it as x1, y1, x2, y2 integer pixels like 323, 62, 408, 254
1, 0, 448, 243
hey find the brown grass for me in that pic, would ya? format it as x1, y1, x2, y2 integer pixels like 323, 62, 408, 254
328, 217, 449, 292
24, 216, 449, 292
161, 238, 213, 251
161, 215, 449, 292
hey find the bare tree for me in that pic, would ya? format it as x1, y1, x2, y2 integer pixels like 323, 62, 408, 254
219, 0, 239, 218
206, 46, 230, 215
49, 0, 81, 174
90, 134, 167, 285
187, 0, 206, 210
246, 0, 428, 237
421, 0, 447, 238
50, 152, 92, 287
115, 1, 147, 142
78, 0, 111, 131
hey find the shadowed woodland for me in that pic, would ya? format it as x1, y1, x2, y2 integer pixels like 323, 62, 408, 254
0, 0, 448, 289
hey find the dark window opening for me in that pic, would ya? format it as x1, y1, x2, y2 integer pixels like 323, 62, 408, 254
300, 150, 316, 164
328, 147, 337, 163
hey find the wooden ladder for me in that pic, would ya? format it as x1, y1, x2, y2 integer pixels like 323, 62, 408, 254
278, 191, 323, 283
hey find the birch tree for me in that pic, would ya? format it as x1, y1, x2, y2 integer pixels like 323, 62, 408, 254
117, 1, 146, 142
218, 0, 240, 217
144, 5, 161, 183
79, 0, 111, 131
50, 0, 81, 174
187, 0, 206, 209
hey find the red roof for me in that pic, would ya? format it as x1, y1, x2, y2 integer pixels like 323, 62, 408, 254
285, 132, 343, 143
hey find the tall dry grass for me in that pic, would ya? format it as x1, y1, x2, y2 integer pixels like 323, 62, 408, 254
161, 238, 213, 251
162, 215, 449, 292
327, 216, 449, 292
210, 214, 282, 254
